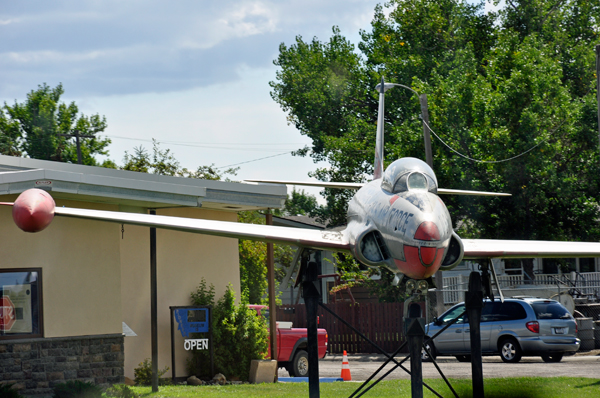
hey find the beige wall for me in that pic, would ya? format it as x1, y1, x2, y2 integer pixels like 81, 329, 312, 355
120, 207, 241, 379
0, 198, 123, 338
0, 196, 242, 380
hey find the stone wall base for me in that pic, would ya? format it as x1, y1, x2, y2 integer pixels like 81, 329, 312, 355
0, 334, 124, 397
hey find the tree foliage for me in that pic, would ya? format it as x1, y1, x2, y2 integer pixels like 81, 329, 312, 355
271, 0, 600, 243
277, 188, 319, 217
122, 139, 239, 179
188, 279, 268, 381
0, 83, 112, 166
238, 210, 294, 304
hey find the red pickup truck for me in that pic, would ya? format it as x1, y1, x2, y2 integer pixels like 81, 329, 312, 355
249, 305, 328, 377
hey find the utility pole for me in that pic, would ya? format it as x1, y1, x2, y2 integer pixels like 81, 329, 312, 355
596, 44, 600, 154
418, 94, 444, 318
419, 94, 433, 167
58, 130, 94, 164
374, 80, 444, 318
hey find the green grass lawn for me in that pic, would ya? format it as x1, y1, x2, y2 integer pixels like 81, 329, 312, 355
127, 377, 600, 398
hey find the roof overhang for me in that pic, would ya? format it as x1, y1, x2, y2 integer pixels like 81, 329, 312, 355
0, 155, 287, 211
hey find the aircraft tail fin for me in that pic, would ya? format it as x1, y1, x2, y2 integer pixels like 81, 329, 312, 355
374, 77, 386, 180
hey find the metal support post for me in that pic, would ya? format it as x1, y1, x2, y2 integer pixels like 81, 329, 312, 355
302, 252, 322, 398
266, 211, 277, 364
465, 271, 484, 398
404, 302, 425, 398
150, 209, 158, 392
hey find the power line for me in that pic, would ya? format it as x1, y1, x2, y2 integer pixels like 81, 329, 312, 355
216, 151, 294, 169
105, 135, 305, 152
422, 120, 546, 164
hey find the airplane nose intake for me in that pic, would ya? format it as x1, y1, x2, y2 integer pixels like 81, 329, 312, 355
414, 221, 440, 241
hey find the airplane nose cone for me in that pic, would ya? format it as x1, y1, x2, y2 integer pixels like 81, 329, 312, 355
414, 221, 440, 241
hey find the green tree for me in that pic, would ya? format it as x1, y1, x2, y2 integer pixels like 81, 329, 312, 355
1, 83, 112, 165
238, 210, 293, 304
272, 188, 320, 217
271, 0, 600, 296
188, 280, 268, 381
121, 139, 239, 179
271, 0, 600, 240
0, 108, 22, 156
238, 211, 269, 304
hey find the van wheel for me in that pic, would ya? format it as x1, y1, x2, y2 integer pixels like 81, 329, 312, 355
290, 350, 309, 377
541, 354, 563, 363
455, 355, 471, 362
499, 338, 522, 363
421, 340, 436, 362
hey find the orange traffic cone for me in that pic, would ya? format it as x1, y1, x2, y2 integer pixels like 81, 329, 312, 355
341, 350, 352, 381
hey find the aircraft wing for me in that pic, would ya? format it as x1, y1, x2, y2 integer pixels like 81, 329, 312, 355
463, 239, 600, 259
53, 206, 352, 253
437, 189, 510, 197
244, 179, 364, 190
244, 180, 510, 196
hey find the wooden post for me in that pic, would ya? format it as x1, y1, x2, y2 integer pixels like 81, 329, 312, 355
266, 211, 277, 363
58, 130, 94, 164
419, 94, 433, 168
419, 94, 445, 318
596, 45, 600, 153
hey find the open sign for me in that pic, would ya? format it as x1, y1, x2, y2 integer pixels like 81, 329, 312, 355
184, 339, 209, 351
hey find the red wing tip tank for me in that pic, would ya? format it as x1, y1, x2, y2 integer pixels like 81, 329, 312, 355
2, 188, 55, 233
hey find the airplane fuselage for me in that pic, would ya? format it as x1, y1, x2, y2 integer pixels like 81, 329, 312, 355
343, 158, 462, 280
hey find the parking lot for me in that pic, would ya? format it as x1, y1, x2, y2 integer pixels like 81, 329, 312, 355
278, 351, 600, 381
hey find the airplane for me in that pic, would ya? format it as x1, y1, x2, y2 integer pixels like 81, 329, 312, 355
4, 81, 600, 294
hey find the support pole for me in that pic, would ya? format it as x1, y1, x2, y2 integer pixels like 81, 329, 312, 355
302, 252, 322, 398
266, 211, 277, 364
405, 302, 425, 398
419, 94, 445, 319
150, 209, 158, 392
465, 271, 484, 398
596, 44, 600, 154
57, 130, 94, 164
419, 94, 433, 168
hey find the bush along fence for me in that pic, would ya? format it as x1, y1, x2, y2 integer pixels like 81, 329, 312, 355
276, 302, 425, 354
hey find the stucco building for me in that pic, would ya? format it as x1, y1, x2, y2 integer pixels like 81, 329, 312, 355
0, 154, 286, 396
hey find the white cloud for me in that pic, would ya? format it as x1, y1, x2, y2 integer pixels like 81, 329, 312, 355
0, 0, 378, 98
1, 0, 380, 201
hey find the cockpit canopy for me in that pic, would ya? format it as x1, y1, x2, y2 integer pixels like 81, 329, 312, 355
381, 157, 438, 194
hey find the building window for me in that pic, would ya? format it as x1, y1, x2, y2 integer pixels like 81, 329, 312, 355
0, 269, 43, 339
542, 258, 576, 274
503, 259, 523, 276
579, 258, 596, 273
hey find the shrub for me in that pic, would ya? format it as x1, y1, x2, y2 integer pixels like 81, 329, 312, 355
133, 358, 170, 386
52, 380, 102, 398
187, 280, 268, 381
0, 383, 24, 398
105, 384, 139, 398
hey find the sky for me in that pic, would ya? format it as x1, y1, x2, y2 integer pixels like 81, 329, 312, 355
0, 0, 498, 203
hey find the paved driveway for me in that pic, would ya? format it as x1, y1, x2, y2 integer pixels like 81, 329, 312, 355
278, 351, 600, 381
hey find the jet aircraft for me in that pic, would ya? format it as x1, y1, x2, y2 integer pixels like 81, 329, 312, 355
4, 83, 600, 286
